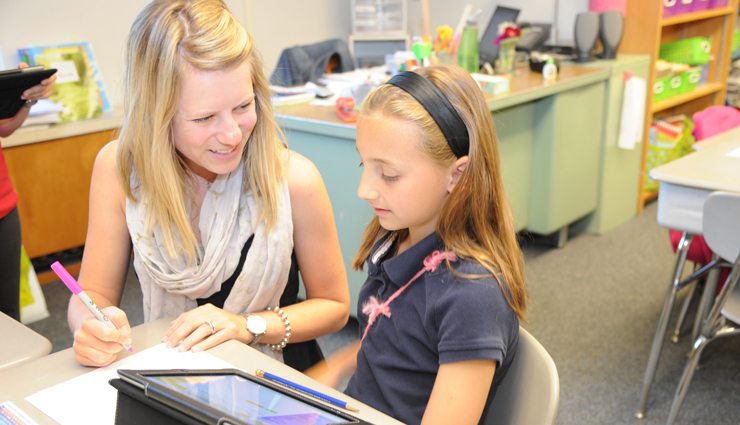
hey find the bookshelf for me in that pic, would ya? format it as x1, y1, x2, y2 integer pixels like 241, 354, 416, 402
620, 0, 739, 213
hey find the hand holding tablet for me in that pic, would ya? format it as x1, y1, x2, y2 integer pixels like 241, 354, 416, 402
0, 65, 57, 119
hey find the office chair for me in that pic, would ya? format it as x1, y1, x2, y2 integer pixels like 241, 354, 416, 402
484, 327, 560, 425
666, 191, 740, 425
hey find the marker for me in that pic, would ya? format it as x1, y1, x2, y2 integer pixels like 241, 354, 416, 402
50, 261, 133, 353
255, 369, 359, 412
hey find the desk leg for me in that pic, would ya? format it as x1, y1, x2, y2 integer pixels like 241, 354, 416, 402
636, 232, 693, 419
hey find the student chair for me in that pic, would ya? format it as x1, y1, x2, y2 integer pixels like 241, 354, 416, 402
484, 327, 560, 425
666, 191, 740, 425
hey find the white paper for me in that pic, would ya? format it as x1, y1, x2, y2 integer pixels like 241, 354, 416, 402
726, 147, 740, 158
26, 343, 234, 425
617, 75, 647, 150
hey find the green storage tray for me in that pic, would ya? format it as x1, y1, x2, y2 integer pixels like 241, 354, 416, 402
659, 37, 712, 65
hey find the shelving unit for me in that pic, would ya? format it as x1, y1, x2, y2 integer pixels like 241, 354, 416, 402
621, 0, 739, 213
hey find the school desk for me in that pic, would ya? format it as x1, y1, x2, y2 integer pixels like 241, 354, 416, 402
0, 311, 51, 371
0, 318, 401, 425
637, 134, 740, 417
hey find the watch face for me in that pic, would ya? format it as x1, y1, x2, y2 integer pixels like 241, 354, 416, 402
247, 315, 267, 335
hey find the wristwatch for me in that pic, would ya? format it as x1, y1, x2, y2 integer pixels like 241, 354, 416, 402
244, 314, 267, 345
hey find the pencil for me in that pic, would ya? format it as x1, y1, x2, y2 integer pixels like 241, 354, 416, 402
255, 369, 359, 412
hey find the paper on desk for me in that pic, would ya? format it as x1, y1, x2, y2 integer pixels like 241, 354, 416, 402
26, 343, 233, 425
617, 74, 647, 150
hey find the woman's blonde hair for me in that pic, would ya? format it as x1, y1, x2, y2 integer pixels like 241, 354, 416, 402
118, 0, 284, 263
352, 65, 527, 320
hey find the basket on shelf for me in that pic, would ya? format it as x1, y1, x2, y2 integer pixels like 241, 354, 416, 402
659, 37, 712, 65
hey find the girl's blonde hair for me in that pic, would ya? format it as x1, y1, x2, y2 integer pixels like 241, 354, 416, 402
118, 0, 284, 263
352, 65, 527, 320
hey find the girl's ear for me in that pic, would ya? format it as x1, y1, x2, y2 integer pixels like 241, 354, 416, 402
447, 156, 469, 193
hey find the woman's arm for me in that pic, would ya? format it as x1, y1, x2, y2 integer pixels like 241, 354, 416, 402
421, 360, 497, 425
67, 141, 134, 366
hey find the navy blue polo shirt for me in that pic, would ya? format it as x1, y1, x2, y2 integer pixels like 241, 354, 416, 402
345, 232, 519, 425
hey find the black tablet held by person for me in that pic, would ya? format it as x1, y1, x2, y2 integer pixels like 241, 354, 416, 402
112, 368, 370, 425
0, 66, 57, 119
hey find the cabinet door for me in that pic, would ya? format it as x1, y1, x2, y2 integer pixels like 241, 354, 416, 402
4, 130, 115, 258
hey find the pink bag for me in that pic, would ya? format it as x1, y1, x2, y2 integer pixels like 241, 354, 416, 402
692, 105, 740, 141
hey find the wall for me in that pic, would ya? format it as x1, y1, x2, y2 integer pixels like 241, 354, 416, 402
0, 0, 349, 107
0, 0, 587, 108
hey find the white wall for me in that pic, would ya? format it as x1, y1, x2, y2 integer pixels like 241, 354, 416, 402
412, 0, 589, 45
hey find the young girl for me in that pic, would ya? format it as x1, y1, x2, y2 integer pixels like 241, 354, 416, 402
309, 65, 527, 425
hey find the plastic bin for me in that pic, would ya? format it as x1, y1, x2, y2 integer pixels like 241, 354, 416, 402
645, 117, 695, 192
659, 37, 712, 65
663, 0, 680, 16
692, 0, 710, 11
680, 67, 702, 93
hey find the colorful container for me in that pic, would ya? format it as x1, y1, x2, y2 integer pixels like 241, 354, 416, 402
659, 37, 712, 65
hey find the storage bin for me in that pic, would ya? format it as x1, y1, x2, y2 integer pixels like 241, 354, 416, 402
663, 0, 680, 16
659, 37, 712, 65
645, 116, 695, 192
692, 0, 710, 11
680, 67, 702, 93
708, 0, 729, 8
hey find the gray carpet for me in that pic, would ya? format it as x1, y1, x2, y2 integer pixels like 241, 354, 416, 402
27, 202, 740, 424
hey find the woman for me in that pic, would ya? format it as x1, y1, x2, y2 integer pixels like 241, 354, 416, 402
67, 0, 349, 368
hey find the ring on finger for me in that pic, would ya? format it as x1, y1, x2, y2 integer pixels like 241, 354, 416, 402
205, 320, 216, 335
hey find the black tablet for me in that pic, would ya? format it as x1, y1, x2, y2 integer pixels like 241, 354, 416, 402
116, 369, 369, 425
0, 66, 57, 119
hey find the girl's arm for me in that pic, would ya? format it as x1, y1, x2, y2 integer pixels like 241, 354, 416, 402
254, 150, 349, 345
305, 341, 360, 388
422, 359, 497, 425
67, 141, 134, 366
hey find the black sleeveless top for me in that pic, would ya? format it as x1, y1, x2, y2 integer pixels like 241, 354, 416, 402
197, 235, 324, 372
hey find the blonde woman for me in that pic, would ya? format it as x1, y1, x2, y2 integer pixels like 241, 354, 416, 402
67, 0, 349, 369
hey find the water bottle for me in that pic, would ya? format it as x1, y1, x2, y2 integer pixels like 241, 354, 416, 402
457, 16, 479, 73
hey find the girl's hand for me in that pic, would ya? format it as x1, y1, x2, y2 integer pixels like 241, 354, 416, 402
164, 303, 247, 353
72, 306, 132, 367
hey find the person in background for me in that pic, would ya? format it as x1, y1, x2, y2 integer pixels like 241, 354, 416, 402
66, 0, 349, 368
307, 65, 528, 424
0, 63, 56, 321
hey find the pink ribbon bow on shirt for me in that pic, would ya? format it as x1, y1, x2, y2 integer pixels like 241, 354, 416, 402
361, 250, 458, 341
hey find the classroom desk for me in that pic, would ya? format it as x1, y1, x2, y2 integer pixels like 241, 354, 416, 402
0, 318, 401, 425
636, 136, 740, 418
0, 312, 52, 371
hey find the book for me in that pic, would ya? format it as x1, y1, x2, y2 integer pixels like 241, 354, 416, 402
18, 41, 111, 123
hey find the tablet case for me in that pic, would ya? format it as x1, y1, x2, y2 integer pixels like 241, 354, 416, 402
110, 378, 206, 425
0, 67, 57, 119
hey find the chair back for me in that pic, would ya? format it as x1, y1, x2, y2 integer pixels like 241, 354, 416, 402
702, 191, 740, 323
702, 191, 740, 263
484, 327, 560, 425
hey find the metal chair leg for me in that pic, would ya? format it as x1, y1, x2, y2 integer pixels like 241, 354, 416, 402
672, 278, 698, 343
691, 256, 720, 342
665, 335, 709, 425
636, 232, 693, 419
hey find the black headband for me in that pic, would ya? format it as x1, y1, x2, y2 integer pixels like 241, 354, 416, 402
386, 71, 469, 158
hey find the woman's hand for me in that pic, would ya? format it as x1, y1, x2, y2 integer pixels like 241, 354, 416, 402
164, 303, 249, 353
72, 306, 132, 367
18, 62, 57, 103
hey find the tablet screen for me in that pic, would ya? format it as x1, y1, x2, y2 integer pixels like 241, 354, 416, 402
147, 373, 348, 425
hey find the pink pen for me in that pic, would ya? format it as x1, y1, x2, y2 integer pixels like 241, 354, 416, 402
50, 261, 133, 352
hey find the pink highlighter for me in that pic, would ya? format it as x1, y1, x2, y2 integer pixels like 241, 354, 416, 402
50, 261, 133, 352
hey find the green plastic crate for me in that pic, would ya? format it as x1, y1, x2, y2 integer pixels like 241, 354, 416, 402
659, 37, 712, 65
680, 67, 702, 93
